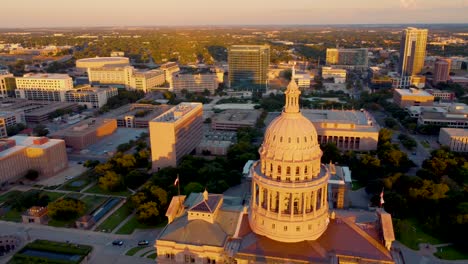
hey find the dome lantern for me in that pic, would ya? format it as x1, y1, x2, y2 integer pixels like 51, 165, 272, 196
284, 80, 301, 113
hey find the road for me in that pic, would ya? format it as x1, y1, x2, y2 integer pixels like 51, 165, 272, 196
0, 221, 160, 264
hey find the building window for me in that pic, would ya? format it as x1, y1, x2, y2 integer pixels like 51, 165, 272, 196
296, 226, 300, 232
284, 226, 288, 231
304, 166, 308, 174
272, 223, 275, 229
286, 167, 291, 175
277, 166, 281, 174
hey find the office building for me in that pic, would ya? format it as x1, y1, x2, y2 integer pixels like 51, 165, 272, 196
439, 128, 468, 152
0, 70, 16, 98
321, 67, 347, 84
0, 136, 68, 184
393, 88, 434, 107
325, 48, 368, 70
399, 27, 428, 76
149, 103, 203, 170
433, 58, 451, 84
172, 73, 218, 95
292, 67, 313, 90
0, 110, 25, 138
15, 73, 74, 101
64, 86, 118, 109
160, 62, 180, 88
155, 81, 395, 263
75, 57, 130, 72
88, 66, 165, 92
50, 118, 117, 150
228, 45, 270, 91
211, 109, 261, 131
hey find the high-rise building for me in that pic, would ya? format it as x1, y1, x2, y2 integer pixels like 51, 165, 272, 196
149, 103, 203, 170
325, 48, 368, 70
15, 73, 74, 101
399, 27, 428, 76
433, 58, 451, 84
228, 45, 270, 91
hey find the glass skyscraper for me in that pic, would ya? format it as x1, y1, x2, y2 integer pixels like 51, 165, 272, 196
228, 45, 270, 92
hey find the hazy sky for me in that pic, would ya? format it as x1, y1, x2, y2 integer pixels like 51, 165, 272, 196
2, 0, 468, 27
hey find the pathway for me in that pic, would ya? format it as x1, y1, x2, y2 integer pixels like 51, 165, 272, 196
91, 199, 127, 232
112, 212, 136, 234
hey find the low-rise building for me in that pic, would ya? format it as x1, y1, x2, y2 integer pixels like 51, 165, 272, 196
64, 86, 118, 109
102, 103, 172, 128
426, 89, 455, 102
0, 70, 15, 98
418, 103, 468, 128
0, 136, 68, 184
15, 73, 74, 101
149, 102, 203, 170
211, 109, 261, 131
0, 98, 78, 123
22, 206, 49, 225
88, 66, 165, 92
50, 118, 117, 150
0, 110, 25, 138
196, 130, 237, 156
322, 67, 347, 84
328, 164, 352, 209
393, 88, 434, 108
172, 73, 218, 95
302, 109, 380, 151
292, 68, 313, 90
75, 56, 130, 72
439, 128, 468, 152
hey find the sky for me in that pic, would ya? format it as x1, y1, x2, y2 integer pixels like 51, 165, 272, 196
1, 0, 468, 27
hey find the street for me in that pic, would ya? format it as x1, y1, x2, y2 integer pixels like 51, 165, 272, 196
0, 221, 160, 264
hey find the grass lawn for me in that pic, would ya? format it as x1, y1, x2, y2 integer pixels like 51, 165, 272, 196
84, 183, 132, 197
81, 195, 108, 214
394, 218, 443, 250
60, 169, 95, 192
0, 209, 22, 222
116, 216, 167, 235
126, 246, 149, 256
48, 218, 77, 228
434, 245, 468, 260
40, 191, 65, 202
96, 201, 132, 232
64, 193, 84, 199
0, 190, 22, 202
140, 249, 155, 257
147, 253, 157, 259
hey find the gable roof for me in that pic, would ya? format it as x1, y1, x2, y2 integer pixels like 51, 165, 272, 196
189, 194, 222, 213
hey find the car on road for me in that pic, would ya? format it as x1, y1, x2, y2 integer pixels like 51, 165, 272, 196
112, 240, 124, 246
138, 240, 149, 246
412, 152, 417, 155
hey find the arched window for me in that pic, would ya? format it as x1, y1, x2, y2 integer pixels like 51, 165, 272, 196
295, 167, 300, 175
286, 166, 291, 175
297, 137, 299, 143
270, 163, 273, 172
280, 137, 283, 142
277, 166, 281, 174
304, 166, 308, 174
304, 137, 307, 142
288, 137, 291, 143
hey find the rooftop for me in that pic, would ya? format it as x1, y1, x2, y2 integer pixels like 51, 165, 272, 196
100, 103, 172, 121
0, 135, 63, 158
0, 98, 78, 117
50, 118, 115, 137
212, 109, 260, 125
395, 88, 433, 97
441, 128, 468, 137
20, 73, 71, 80
76, 57, 129, 63
152, 102, 201, 123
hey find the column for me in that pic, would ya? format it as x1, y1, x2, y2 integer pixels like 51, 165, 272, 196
302, 192, 306, 216
278, 192, 283, 218
290, 193, 293, 219
322, 186, 326, 209
252, 182, 256, 208
267, 189, 271, 212
259, 186, 263, 208
312, 190, 317, 216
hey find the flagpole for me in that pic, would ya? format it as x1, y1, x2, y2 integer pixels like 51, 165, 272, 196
177, 174, 181, 197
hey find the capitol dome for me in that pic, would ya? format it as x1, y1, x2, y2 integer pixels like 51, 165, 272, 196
249, 80, 330, 243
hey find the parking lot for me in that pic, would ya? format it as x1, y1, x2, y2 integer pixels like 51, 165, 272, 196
85, 128, 147, 156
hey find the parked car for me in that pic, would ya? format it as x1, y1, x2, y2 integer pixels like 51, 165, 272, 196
112, 240, 124, 246
138, 240, 149, 246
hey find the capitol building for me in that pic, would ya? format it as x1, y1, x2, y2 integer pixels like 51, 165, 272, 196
155, 81, 396, 264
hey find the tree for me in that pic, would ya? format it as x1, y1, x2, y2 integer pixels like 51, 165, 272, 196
24, 169, 39, 181
83, 160, 100, 168
378, 128, 393, 145
48, 198, 85, 221
321, 143, 341, 163
99, 171, 123, 191
33, 124, 49, 137
124, 170, 148, 189
136, 201, 159, 224
184, 182, 204, 195
150, 186, 168, 206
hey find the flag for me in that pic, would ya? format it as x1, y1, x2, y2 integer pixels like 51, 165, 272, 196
380, 188, 385, 206
174, 176, 179, 186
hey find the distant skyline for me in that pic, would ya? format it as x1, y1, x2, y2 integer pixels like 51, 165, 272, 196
1, 0, 468, 28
